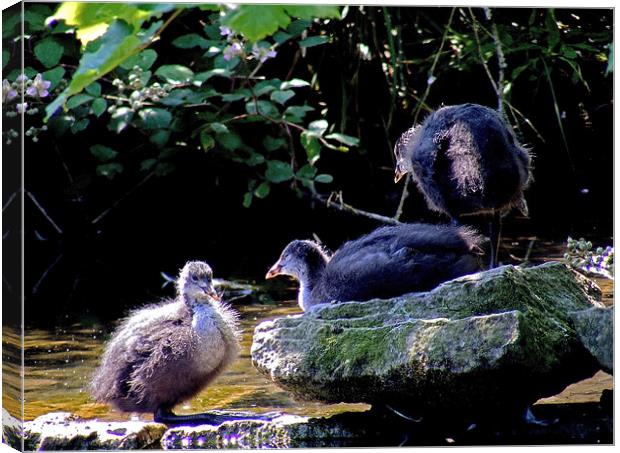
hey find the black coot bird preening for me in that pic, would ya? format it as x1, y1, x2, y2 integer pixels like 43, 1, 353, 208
266, 223, 485, 311
91, 261, 271, 425
394, 103, 532, 267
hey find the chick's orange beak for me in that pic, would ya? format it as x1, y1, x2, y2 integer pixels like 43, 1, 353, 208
265, 263, 282, 279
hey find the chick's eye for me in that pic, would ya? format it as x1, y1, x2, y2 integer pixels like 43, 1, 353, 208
191, 275, 198, 282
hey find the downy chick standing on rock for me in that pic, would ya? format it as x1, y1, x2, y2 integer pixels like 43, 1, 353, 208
91, 261, 270, 425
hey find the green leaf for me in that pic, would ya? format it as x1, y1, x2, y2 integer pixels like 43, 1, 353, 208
138, 108, 172, 129
246, 152, 266, 166
200, 130, 215, 151
270, 89, 295, 105
50, 2, 175, 44
254, 181, 271, 198
34, 37, 64, 68
545, 10, 560, 50
120, 49, 158, 70
298, 35, 329, 48
172, 33, 209, 49
68, 93, 94, 110
140, 158, 157, 171
97, 162, 123, 179
245, 100, 279, 117
283, 5, 340, 19
263, 135, 286, 151
308, 119, 328, 136
216, 132, 242, 151
280, 78, 310, 90
71, 118, 90, 133
155, 64, 194, 84
223, 5, 291, 42
209, 122, 229, 134
194, 68, 232, 84
2, 50, 9, 70
274, 31, 293, 44
315, 174, 333, 183
108, 106, 134, 133
90, 144, 118, 161
41, 66, 66, 90
242, 191, 253, 208
154, 162, 175, 176
221, 92, 247, 102
301, 131, 321, 164
149, 129, 170, 146
85, 82, 101, 96
91, 98, 107, 117
265, 160, 294, 183
296, 163, 317, 180
45, 19, 157, 120
284, 105, 314, 122
325, 132, 359, 147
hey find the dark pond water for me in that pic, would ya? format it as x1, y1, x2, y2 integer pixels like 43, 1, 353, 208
2, 238, 613, 423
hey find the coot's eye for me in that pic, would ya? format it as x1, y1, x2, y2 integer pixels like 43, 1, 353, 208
191, 275, 198, 282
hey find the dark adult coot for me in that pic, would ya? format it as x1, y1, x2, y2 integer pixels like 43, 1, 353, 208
394, 103, 532, 266
91, 261, 273, 425
266, 223, 485, 311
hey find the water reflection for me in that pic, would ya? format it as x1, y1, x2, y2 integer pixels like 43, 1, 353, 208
18, 298, 369, 422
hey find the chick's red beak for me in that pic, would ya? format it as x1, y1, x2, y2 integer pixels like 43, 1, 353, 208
205, 286, 220, 301
265, 263, 282, 279
394, 167, 406, 183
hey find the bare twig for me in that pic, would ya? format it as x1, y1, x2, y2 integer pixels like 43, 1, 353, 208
483, 8, 507, 114
3, 191, 18, 212
90, 172, 154, 225
312, 191, 402, 225
394, 174, 411, 220
25, 191, 63, 234
32, 252, 64, 294
468, 9, 500, 103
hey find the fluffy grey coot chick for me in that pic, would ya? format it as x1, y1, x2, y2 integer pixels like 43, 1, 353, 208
91, 261, 261, 425
394, 103, 532, 266
266, 223, 485, 311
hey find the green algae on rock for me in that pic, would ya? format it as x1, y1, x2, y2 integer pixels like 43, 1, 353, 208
251, 262, 605, 420
569, 306, 613, 374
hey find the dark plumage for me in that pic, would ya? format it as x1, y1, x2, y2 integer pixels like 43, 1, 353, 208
91, 261, 243, 424
394, 103, 532, 265
266, 223, 485, 311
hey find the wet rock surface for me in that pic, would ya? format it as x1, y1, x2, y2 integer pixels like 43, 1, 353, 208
2, 408, 23, 450
252, 262, 605, 420
22, 412, 166, 450
16, 403, 612, 449
569, 306, 613, 374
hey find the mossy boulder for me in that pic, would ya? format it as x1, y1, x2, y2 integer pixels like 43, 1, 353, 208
251, 262, 604, 420
23, 412, 166, 450
569, 306, 613, 374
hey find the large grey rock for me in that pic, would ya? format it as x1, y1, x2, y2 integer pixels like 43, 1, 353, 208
252, 262, 604, 419
23, 412, 166, 450
569, 306, 613, 374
